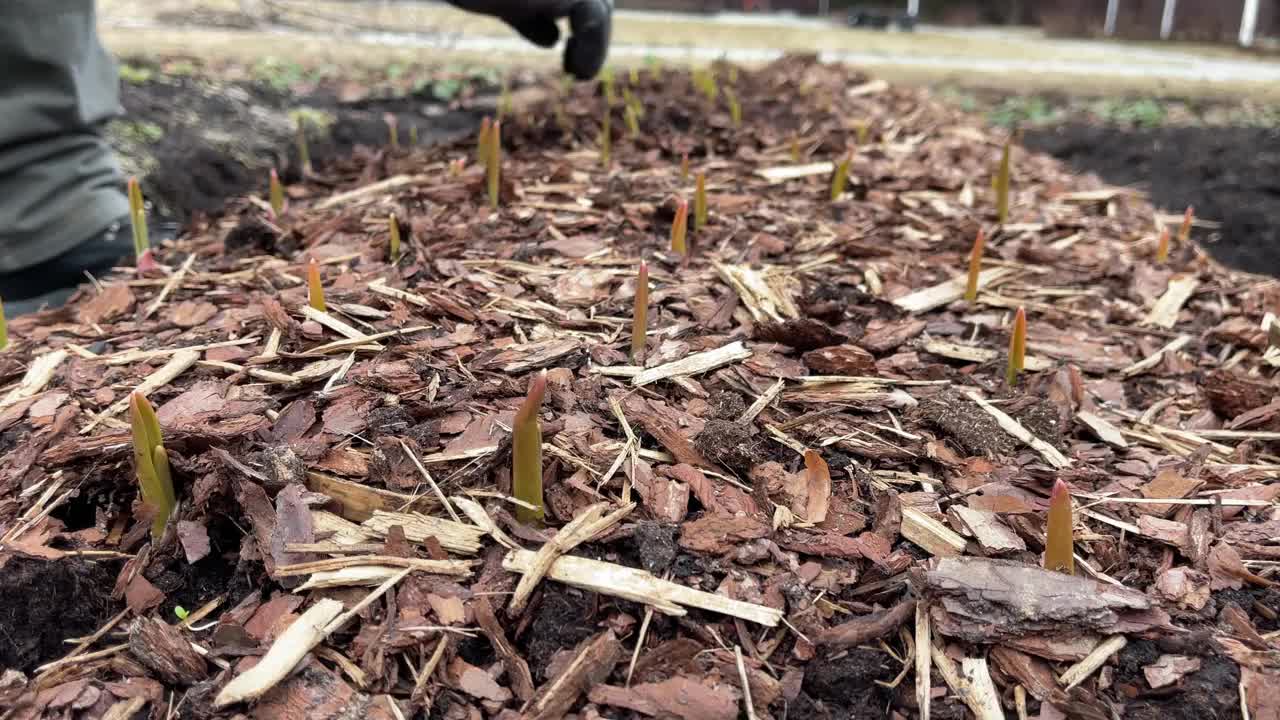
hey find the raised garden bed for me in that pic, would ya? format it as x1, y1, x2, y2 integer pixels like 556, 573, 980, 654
1, 56, 1277, 720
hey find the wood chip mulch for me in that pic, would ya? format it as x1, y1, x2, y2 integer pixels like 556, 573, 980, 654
1, 56, 1278, 720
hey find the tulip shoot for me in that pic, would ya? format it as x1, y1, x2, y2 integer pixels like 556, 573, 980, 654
513, 371, 547, 524
1044, 479, 1075, 575
631, 260, 649, 361
1006, 307, 1027, 387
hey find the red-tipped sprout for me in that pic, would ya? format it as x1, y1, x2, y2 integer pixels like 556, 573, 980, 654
670, 198, 689, 256
1044, 479, 1075, 575
965, 228, 986, 303
1177, 206, 1194, 246
1155, 226, 1170, 263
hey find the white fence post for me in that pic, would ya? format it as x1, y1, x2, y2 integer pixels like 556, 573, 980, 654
1240, 0, 1259, 47
1104, 0, 1120, 36
1159, 0, 1177, 40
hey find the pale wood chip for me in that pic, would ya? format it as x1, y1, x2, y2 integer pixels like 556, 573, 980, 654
81, 349, 200, 434
901, 505, 966, 557
753, 161, 834, 183
1076, 411, 1129, 448
1120, 334, 1192, 377
923, 339, 1052, 371
893, 267, 1013, 313
503, 549, 782, 626
508, 503, 633, 614
1143, 275, 1199, 329
0, 350, 69, 408
713, 262, 800, 322
316, 174, 430, 209
300, 305, 381, 345
1058, 635, 1127, 690
632, 341, 752, 387
965, 391, 1071, 468
213, 599, 345, 707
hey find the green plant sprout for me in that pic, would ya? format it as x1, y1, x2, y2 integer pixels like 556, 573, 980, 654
694, 172, 708, 231
855, 121, 870, 146
0, 298, 8, 351
995, 138, 1012, 224
965, 228, 986, 303
409, 125, 419, 146
128, 177, 150, 261
130, 391, 176, 539
725, 87, 742, 128
625, 104, 640, 138
1006, 307, 1027, 387
670, 198, 689, 256
791, 136, 802, 163
269, 168, 285, 219
499, 76, 513, 119
389, 214, 402, 263
386, 113, 399, 149
679, 152, 690, 181
622, 87, 644, 119
631, 260, 649, 361
1044, 479, 1075, 575
600, 67, 616, 106
477, 116, 493, 164
296, 117, 312, 175
693, 67, 718, 102
174, 606, 190, 621
307, 258, 326, 312
600, 110, 612, 168
513, 370, 547, 524
487, 121, 502, 209
830, 152, 851, 202
629, 66, 640, 85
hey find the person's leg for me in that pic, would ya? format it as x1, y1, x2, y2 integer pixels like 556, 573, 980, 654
0, 0, 132, 315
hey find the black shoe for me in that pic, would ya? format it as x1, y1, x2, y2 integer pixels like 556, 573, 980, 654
0, 216, 175, 318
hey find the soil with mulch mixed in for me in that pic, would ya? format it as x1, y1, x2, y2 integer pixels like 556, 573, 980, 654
1, 56, 1278, 720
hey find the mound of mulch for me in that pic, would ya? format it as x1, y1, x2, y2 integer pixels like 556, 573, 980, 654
1, 56, 1277, 720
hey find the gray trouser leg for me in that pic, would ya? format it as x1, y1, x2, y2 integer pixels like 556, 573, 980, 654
0, 0, 130, 275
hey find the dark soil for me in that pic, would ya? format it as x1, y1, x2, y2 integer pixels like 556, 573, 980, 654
801, 647, 897, 719
1023, 124, 1280, 274
0, 557, 119, 672
1126, 655, 1242, 720
916, 389, 1018, 457
113, 68, 483, 224
522, 586, 598, 681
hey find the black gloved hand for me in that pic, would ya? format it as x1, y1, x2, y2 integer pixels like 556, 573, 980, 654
445, 0, 612, 80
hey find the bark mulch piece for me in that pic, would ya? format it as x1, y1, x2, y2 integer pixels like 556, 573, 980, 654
1, 56, 1278, 720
